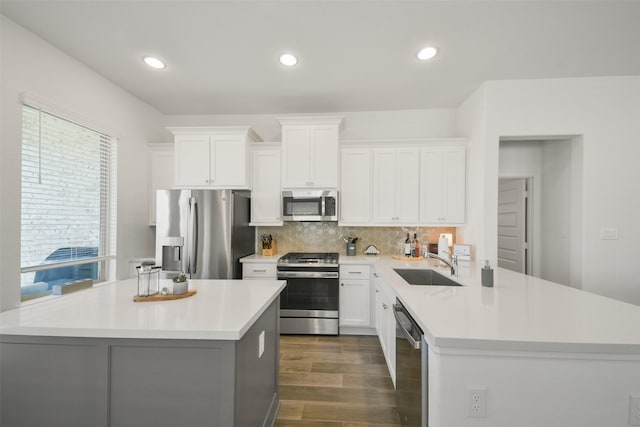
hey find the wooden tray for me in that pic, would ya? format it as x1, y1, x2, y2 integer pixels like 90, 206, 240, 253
133, 289, 197, 302
392, 255, 424, 262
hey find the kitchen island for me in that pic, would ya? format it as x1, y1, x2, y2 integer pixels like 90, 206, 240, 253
374, 257, 640, 427
0, 278, 286, 427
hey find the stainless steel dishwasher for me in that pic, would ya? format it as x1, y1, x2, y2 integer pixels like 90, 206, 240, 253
394, 299, 427, 426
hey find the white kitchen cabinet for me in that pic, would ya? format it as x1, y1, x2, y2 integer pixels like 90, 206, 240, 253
169, 127, 261, 189
372, 147, 420, 224
148, 143, 175, 226
373, 270, 396, 385
242, 262, 277, 279
420, 146, 466, 224
339, 264, 371, 328
278, 116, 343, 189
251, 145, 282, 225
339, 148, 371, 225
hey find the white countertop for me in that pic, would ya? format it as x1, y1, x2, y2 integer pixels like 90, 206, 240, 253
0, 279, 286, 340
375, 257, 640, 354
239, 254, 280, 263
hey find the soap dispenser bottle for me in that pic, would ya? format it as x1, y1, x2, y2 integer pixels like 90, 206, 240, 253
481, 260, 494, 287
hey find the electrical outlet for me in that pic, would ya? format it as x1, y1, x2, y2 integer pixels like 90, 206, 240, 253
467, 386, 487, 418
258, 330, 265, 358
630, 395, 640, 426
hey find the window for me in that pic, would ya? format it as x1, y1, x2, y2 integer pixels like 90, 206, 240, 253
20, 103, 117, 301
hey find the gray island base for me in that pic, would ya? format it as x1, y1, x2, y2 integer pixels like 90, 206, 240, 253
0, 280, 283, 427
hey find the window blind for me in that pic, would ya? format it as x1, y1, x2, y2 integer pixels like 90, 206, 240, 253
20, 104, 117, 293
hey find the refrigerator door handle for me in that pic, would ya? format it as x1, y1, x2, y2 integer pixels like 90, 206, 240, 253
188, 196, 198, 275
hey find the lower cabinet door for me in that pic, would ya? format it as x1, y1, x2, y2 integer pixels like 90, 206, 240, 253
339, 279, 371, 327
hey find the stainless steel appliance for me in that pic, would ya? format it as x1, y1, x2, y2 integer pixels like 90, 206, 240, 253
282, 190, 338, 222
155, 189, 255, 279
394, 299, 428, 426
277, 252, 339, 334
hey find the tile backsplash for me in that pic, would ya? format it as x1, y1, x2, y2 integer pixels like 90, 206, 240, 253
257, 223, 457, 256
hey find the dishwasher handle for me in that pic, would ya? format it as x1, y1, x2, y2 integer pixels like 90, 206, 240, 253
393, 303, 422, 350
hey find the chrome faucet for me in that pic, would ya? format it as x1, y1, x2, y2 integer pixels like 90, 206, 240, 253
424, 251, 458, 276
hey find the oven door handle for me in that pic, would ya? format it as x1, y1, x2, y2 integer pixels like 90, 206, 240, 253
277, 271, 339, 279
393, 303, 422, 350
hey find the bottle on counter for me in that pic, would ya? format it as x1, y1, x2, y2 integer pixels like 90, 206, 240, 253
481, 260, 494, 287
413, 233, 420, 258
404, 233, 411, 257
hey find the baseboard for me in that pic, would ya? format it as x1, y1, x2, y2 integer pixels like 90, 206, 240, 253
264, 392, 279, 427
339, 326, 377, 336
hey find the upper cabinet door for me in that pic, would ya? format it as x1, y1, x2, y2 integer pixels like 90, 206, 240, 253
340, 148, 371, 225
279, 116, 343, 189
251, 148, 282, 225
372, 147, 419, 224
310, 125, 339, 188
420, 146, 466, 224
212, 134, 247, 187
281, 126, 312, 188
169, 126, 261, 190
372, 149, 397, 223
395, 148, 420, 223
175, 135, 211, 187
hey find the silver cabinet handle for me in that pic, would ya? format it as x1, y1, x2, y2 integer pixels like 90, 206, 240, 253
253, 269, 266, 273
348, 271, 362, 275
373, 273, 379, 277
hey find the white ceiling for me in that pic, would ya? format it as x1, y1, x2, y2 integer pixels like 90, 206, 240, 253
2, 1, 639, 115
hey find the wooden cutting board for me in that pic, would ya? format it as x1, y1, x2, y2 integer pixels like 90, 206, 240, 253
391, 255, 424, 262
133, 289, 197, 302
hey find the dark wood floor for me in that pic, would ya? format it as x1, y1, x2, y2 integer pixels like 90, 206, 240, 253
275, 335, 400, 426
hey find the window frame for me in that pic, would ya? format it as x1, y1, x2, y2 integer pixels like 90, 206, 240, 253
19, 95, 117, 300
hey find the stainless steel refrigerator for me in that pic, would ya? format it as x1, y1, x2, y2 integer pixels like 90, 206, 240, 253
155, 190, 255, 279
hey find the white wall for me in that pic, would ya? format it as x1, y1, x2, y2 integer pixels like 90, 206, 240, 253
0, 16, 166, 311
457, 76, 640, 305
165, 108, 458, 142
455, 84, 488, 262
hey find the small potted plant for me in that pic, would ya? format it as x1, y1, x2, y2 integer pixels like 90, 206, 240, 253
172, 273, 189, 295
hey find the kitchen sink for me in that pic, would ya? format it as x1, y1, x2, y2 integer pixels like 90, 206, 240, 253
393, 268, 462, 286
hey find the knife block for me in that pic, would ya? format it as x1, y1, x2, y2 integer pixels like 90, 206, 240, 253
262, 240, 277, 256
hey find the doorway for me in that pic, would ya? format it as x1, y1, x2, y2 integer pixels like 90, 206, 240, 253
498, 137, 583, 288
498, 178, 532, 274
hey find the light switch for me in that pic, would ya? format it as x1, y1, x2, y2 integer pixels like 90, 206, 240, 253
600, 227, 618, 240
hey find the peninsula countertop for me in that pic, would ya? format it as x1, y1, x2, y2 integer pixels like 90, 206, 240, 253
0, 279, 286, 340
375, 257, 640, 354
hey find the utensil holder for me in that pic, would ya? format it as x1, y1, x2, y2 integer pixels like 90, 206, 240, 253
262, 240, 277, 256
346, 241, 356, 256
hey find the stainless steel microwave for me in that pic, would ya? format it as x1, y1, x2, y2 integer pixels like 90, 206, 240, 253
282, 190, 338, 222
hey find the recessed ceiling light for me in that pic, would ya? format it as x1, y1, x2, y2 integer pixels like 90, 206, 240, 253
143, 56, 166, 69
417, 47, 438, 61
279, 53, 298, 67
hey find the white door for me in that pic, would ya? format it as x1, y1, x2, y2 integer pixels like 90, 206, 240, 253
281, 126, 311, 188
497, 178, 527, 273
251, 149, 282, 225
212, 134, 246, 187
395, 148, 420, 223
372, 149, 397, 223
310, 125, 339, 188
174, 135, 210, 187
340, 148, 371, 224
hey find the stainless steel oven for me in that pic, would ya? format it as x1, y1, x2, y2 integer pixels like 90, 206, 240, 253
394, 299, 427, 426
277, 252, 339, 335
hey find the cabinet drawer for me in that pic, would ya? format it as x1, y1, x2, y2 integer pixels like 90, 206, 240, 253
242, 263, 277, 279
339, 264, 371, 278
